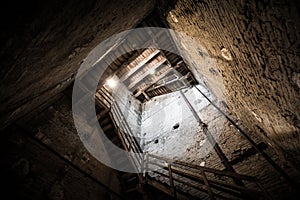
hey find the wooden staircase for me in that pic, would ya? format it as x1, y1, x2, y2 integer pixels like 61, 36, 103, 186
143, 154, 271, 200
95, 87, 146, 199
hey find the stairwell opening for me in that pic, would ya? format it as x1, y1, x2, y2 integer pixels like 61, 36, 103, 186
89, 7, 299, 199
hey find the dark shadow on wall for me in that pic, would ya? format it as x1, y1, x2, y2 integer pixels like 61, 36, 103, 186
271, 131, 300, 173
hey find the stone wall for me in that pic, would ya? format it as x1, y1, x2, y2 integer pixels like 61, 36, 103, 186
161, 0, 300, 170
0, 0, 156, 129
141, 83, 299, 198
0, 94, 121, 200
141, 85, 224, 159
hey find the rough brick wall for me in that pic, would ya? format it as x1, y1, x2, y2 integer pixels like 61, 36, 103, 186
0, 0, 156, 129
0, 94, 121, 200
162, 0, 300, 170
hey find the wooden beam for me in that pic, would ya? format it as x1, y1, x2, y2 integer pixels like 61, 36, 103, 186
142, 91, 150, 101
201, 169, 215, 199
112, 29, 166, 79
127, 57, 167, 90
134, 67, 174, 98
121, 49, 160, 82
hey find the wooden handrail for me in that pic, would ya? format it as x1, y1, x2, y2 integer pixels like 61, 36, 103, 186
111, 104, 141, 155
145, 153, 271, 200
147, 153, 256, 182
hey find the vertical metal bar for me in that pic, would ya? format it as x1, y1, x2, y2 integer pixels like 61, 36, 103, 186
141, 153, 145, 176
145, 153, 149, 178
112, 102, 142, 173
168, 162, 176, 198
179, 90, 245, 186
193, 85, 298, 188
201, 169, 215, 199
112, 101, 137, 153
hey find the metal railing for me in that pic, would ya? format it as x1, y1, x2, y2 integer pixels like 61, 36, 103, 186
143, 153, 271, 200
110, 99, 144, 183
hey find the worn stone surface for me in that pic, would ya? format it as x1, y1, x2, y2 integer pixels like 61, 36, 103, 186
0, 127, 119, 200
0, 0, 156, 129
142, 85, 299, 198
141, 85, 225, 159
162, 0, 300, 170
0, 94, 121, 200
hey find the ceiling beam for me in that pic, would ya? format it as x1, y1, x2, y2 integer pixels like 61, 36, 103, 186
127, 57, 167, 90
134, 67, 175, 98
120, 49, 160, 82
96, 29, 166, 90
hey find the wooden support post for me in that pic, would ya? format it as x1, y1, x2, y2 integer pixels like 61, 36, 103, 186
168, 162, 176, 198
145, 153, 149, 178
201, 169, 214, 200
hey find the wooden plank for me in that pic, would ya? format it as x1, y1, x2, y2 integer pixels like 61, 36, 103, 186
127, 57, 167, 90
170, 166, 261, 196
133, 67, 174, 98
120, 49, 160, 82
147, 153, 256, 182
97, 109, 109, 120
168, 162, 176, 198
147, 161, 245, 199
201, 169, 214, 199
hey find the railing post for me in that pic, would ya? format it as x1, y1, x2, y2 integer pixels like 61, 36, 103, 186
145, 153, 149, 178
167, 162, 176, 198
201, 169, 214, 200
141, 153, 145, 176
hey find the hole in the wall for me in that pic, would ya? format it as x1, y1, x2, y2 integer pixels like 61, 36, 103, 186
198, 49, 204, 57
173, 123, 180, 130
154, 139, 159, 144
209, 67, 219, 75
195, 99, 202, 104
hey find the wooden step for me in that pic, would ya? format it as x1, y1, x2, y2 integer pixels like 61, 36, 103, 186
99, 117, 111, 126
102, 123, 114, 132
96, 109, 109, 120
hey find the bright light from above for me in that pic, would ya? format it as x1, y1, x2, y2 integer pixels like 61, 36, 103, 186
106, 78, 117, 88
